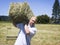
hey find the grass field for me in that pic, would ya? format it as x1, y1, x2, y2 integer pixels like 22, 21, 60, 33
0, 21, 60, 45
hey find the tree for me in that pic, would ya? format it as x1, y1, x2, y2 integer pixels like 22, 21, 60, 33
52, 0, 60, 23
36, 16, 41, 23
36, 14, 50, 24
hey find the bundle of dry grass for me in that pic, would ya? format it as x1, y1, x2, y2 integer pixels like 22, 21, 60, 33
9, 2, 34, 25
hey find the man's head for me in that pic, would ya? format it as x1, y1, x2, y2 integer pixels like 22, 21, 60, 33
29, 16, 36, 26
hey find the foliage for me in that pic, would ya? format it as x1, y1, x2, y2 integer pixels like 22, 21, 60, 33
52, 0, 60, 23
36, 14, 50, 24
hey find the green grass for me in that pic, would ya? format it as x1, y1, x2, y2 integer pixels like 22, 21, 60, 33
0, 22, 60, 45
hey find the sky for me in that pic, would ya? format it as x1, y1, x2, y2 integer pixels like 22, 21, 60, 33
0, 0, 60, 17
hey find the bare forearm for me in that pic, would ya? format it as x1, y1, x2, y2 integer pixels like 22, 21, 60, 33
24, 24, 30, 35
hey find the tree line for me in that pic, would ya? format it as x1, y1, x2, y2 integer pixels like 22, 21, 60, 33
0, 14, 52, 24
36, 14, 50, 24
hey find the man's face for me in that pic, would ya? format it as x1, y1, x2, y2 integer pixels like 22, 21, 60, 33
29, 17, 36, 25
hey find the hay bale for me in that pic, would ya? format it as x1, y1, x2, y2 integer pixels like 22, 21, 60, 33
9, 2, 34, 25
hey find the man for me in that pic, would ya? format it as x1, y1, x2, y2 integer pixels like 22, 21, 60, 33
24, 16, 37, 45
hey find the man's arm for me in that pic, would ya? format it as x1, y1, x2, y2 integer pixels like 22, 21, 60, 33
24, 24, 30, 35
